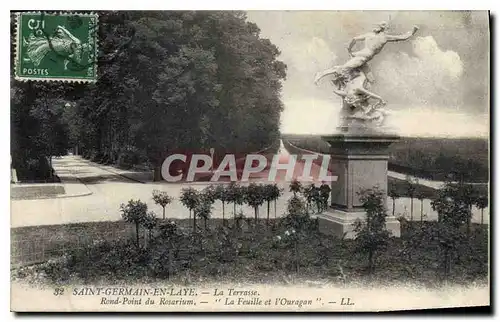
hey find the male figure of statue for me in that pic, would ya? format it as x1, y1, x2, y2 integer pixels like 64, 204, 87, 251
314, 21, 419, 85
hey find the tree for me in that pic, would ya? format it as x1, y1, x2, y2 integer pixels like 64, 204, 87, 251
142, 211, 158, 246
158, 220, 182, 278
406, 176, 418, 221
262, 184, 273, 226
152, 190, 173, 220
303, 184, 319, 213
179, 187, 200, 231
417, 192, 425, 222
353, 187, 391, 273
244, 183, 265, 225
262, 184, 281, 226
214, 184, 229, 223
132, 11, 286, 177
202, 185, 217, 204
196, 193, 214, 230
476, 195, 488, 225
459, 183, 478, 236
269, 183, 283, 220
226, 183, 245, 218
289, 179, 302, 197
276, 195, 311, 273
282, 193, 314, 233
388, 187, 399, 218
287, 195, 307, 217
234, 211, 245, 232
120, 199, 148, 247
225, 182, 238, 217
11, 86, 72, 181
319, 183, 331, 212
435, 182, 477, 236
431, 182, 473, 279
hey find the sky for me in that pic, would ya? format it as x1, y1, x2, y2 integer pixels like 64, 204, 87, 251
246, 11, 490, 137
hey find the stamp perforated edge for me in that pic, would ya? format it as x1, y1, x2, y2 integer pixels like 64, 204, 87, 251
13, 11, 99, 83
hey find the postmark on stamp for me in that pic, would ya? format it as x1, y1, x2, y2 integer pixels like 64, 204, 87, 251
14, 12, 98, 82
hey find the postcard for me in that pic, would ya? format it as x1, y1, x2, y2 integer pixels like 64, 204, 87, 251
10, 10, 490, 312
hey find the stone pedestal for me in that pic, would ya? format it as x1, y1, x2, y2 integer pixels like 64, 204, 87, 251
316, 126, 401, 238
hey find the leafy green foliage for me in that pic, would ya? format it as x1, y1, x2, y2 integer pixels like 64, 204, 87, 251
13, 217, 487, 286
286, 195, 307, 217
431, 182, 474, 228
282, 194, 316, 232
179, 187, 200, 212
196, 191, 215, 229
179, 187, 200, 231
475, 195, 488, 210
267, 183, 283, 202
142, 211, 158, 230
430, 182, 479, 279
213, 184, 229, 222
213, 185, 228, 202
226, 182, 244, 217
142, 211, 158, 245
120, 199, 149, 246
244, 183, 266, 224
152, 190, 173, 219
388, 186, 400, 200
289, 179, 302, 197
319, 183, 331, 211
475, 195, 488, 225
261, 183, 282, 225
201, 185, 217, 204
353, 187, 391, 273
303, 184, 320, 213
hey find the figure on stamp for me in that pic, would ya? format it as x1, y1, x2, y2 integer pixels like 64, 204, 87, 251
23, 25, 87, 70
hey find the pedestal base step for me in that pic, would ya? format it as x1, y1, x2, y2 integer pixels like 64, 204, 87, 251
316, 208, 401, 239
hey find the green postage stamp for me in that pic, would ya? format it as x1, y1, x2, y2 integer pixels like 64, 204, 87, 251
14, 12, 98, 82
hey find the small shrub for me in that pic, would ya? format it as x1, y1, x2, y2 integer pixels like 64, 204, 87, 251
142, 211, 158, 245
179, 187, 200, 231
195, 193, 214, 230
152, 190, 173, 220
244, 183, 266, 225
120, 199, 148, 247
353, 187, 391, 273
319, 183, 331, 211
262, 183, 283, 224
289, 179, 302, 197
213, 185, 229, 222
282, 195, 315, 231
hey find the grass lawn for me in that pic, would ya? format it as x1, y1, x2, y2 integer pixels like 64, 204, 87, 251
11, 185, 65, 200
